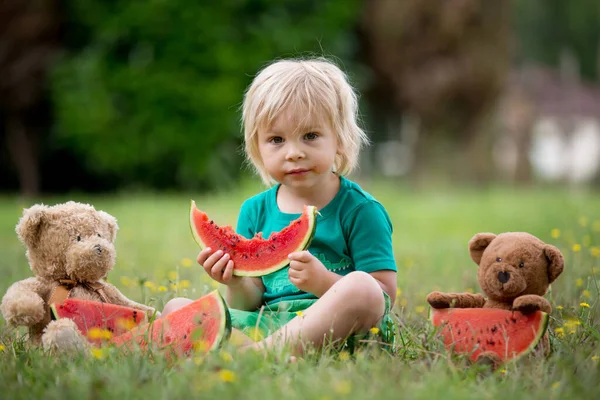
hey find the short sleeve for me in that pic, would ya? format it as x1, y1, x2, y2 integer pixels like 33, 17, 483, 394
235, 200, 256, 239
345, 201, 397, 273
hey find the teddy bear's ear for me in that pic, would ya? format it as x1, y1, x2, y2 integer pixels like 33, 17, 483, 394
98, 211, 119, 242
15, 204, 49, 248
468, 233, 497, 265
544, 244, 564, 283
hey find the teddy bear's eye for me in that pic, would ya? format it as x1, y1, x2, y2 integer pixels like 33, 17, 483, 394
97, 233, 101, 238
496, 257, 502, 262
519, 262, 524, 268
76, 235, 81, 242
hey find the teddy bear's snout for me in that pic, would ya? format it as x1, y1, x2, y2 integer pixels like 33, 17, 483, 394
497, 271, 511, 283
93, 244, 102, 254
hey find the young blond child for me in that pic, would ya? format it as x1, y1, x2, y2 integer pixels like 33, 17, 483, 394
164, 58, 398, 354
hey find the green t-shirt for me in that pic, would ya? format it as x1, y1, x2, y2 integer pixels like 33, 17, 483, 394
235, 176, 397, 306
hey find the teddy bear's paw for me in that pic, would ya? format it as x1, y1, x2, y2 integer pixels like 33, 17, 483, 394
42, 319, 89, 354
1, 295, 45, 327
426, 292, 452, 309
512, 295, 545, 315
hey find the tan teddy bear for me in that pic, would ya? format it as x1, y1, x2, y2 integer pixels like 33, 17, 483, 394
427, 232, 564, 363
1, 201, 158, 353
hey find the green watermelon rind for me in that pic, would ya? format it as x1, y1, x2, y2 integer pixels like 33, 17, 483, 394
212, 290, 232, 350
189, 200, 318, 277
429, 307, 549, 363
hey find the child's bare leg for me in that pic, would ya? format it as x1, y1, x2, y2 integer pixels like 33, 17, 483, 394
162, 297, 254, 346
247, 271, 385, 354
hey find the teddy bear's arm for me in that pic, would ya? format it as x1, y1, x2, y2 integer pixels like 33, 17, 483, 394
426, 291, 486, 309
101, 283, 160, 317
0, 277, 47, 327
512, 294, 552, 315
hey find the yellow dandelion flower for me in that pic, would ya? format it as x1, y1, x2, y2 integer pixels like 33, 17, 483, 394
593, 220, 600, 232
91, 348, 105, 360
180, 280, 191, 289
158, 285, 168, 292
339, 351, 351, 361
400, 298, 408, 307
554, 327, 565, 338
193, 355, 204, 366
193, 340, 209, 352
396, 288, 402, 297
181, 258, 193, 268
170, 283, 178, 291
370, 327, 380, 335
592, 355, 599, 362
144, 281, 157, 292
220, 351, 233, 363
576, 278, 584, 287
551, 382, 560, 390
578, 217, 588, 227
500, 368, 507, 374
582, 290, 591, 298
0, 344, 5, 352
464, 288, 474, 294
572, 244, 581, 252
116, 318, 137, 331
415, 306, 425, 314
210, 281, 220, 289
590, 247, 600, 258
219, 369, 236, 383
120, 276, 132, 287
550, 229, 560, 239
296, 311, 304, 317
580, 302, 590, 308
87, 328, 112, 341
569, 330, 576, 335
334, 380, 352, 395
557, 305, 563, 310
168, 271, 178, 281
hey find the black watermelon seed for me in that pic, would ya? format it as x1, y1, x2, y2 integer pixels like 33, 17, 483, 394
511, 318, 517, 323
210, 221, 214, 224
491, 326, 498, 333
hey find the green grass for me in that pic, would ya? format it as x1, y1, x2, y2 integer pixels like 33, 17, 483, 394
1, 181, 599, 399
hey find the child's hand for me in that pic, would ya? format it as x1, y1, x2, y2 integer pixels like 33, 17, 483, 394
197, 248, 240, 286
288, 250, 329, 295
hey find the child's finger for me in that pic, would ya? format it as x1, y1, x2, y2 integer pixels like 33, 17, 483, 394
288, 267, 301, 279
222, 260, 235, 282
203, 250, 223, 269
196, 248, 212, 265
288, 260, 304, 271
210, 253, 230, 277
288, 250, 311, 262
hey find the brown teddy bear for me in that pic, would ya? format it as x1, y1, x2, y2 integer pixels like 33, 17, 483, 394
427, 232, 564, 363
1, 201, 158, 353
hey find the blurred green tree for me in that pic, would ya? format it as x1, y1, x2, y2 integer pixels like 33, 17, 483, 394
51, 0, 361, 191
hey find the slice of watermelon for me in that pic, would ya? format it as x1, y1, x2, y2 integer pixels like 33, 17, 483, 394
430, 308, 549, 362
50, 299, 146, 345
111, 290, 231, 357
189, 201, 317, 277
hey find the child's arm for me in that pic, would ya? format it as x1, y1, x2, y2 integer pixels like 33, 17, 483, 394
368, 270, 397, 305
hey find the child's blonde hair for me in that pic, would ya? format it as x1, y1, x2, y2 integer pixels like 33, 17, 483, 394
242, 58, 369, 185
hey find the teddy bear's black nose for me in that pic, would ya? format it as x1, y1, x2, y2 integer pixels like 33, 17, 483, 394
497, 271, 510, 283
93, 244, 102, 254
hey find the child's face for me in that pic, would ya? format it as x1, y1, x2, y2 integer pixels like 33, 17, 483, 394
257, 109, 339, 190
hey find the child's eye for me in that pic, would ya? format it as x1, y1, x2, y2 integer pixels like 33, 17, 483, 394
269, 136, 284, 144
304, 132, 318, 140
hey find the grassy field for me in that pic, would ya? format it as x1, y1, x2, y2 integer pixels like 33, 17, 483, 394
0, 180, 599, 399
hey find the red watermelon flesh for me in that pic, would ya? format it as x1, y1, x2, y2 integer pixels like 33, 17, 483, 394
111, 290, 231, 356
430, 308, 548, 362
189, 201, 317, 277
51, 299, 146, 345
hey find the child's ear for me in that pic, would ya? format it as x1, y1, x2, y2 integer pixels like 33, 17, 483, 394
98, 211, 119, 242
16, 204, 48, 248
468, 233, 497, 265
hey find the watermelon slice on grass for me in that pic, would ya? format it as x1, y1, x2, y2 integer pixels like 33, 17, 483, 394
430, 308, 549, 362
111, 290, 231, 357
189, 201, 318, 277
50, 299, 147, 345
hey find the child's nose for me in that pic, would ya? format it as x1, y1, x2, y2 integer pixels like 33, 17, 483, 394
285, 143, 305, 160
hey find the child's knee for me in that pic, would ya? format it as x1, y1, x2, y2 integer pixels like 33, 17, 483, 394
162, 297, 193, 317
338, 272, 384, 316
